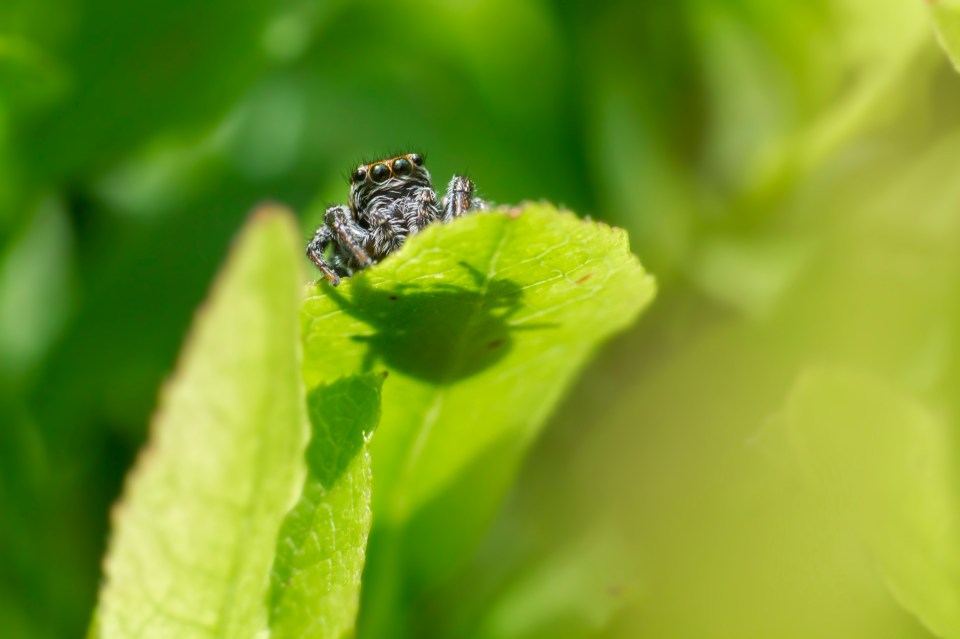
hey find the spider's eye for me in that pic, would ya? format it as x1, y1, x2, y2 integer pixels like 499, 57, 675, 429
392, 157, 411, 176
370, 163, 390, 183
352, 168, 367, 183
410, 153, 424, 166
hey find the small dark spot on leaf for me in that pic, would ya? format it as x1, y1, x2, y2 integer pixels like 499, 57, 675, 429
576, 274, 592, 284
486, 338, 506, 349
388, 295, 398, 301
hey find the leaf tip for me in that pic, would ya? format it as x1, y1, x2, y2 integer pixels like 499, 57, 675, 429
249, 200, 294, 222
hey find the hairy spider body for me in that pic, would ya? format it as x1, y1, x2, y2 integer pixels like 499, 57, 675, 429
306, 153, 488, 285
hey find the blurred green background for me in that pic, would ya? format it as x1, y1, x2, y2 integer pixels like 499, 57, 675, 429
2, 0, 959, 637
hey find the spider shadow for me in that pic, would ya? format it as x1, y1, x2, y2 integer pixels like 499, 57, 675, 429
324, 263, 552, 385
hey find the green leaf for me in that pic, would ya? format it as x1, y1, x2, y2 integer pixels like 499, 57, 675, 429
470, 528, 636, 639
19, 0, 277, 178
0, 197, 72, 383
931, 0, 960, 71
779, 368, 960, 638
0, 35, 66, 115
268, 373, 383, 639
93, 207, 310, 638
301, 204, 655, 631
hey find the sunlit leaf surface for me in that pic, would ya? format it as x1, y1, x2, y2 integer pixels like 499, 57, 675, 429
269, 373, 383, 639
301, 204, 655, 634
931, 0, 960, 71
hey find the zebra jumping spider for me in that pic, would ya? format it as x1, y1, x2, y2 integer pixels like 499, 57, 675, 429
306, 153, 488, 285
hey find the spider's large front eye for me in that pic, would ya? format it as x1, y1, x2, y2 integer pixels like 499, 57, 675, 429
410, 153, 424, 166
392, 157, 411, 176
352, 167, 367, 183
370, 163, 390, 183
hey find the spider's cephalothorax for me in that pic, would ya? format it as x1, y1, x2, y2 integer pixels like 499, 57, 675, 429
306, 153, 488, 285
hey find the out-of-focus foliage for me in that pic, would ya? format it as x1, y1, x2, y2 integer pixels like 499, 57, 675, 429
931, 0, 960, 70
771, 368, 960, 638
3, 0, 960, 637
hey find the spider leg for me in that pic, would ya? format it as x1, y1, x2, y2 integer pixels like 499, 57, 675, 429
406, 186, 441, 232
326, 205, 374, 269
306, 225, 342, 286
441, 175, 488, 221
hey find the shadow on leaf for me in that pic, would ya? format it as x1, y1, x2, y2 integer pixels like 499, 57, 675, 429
324, 263, 550, 385
303, 374, 383, 487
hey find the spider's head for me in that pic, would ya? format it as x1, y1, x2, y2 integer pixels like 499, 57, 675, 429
349, 153, 432, 212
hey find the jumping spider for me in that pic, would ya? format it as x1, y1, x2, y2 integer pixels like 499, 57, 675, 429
306, 153, 488, 285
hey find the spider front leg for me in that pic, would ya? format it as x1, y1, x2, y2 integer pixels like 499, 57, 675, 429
307, 205, 374, 286
325, 204, 374, 270
441, 175, 488, 221
306, 225, 342, 286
